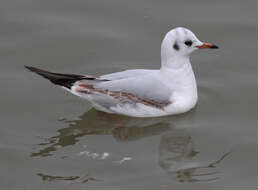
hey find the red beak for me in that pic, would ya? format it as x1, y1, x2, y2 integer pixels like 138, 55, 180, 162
196, 42, 218, 49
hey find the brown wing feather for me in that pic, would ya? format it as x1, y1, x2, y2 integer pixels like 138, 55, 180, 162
75, 83, 171, 109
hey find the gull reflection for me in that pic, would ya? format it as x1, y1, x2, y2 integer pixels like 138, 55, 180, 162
32, 109, 229, 183
159, 130, 230, 182
31, 109, 173, 157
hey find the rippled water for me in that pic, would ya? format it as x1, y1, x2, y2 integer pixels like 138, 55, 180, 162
1, 0, 258, 189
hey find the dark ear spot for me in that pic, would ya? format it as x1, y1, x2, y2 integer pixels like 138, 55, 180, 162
173, 42, 180, 51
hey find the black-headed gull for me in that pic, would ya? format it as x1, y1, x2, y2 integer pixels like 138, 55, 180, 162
25, 27, 218, 117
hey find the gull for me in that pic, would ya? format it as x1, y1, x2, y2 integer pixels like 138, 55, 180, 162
25, 27, 218, 117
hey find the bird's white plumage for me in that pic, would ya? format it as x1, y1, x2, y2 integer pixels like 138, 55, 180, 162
68, 27, 207, 117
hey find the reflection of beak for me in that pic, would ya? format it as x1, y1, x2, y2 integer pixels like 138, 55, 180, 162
196, 42, 219, 49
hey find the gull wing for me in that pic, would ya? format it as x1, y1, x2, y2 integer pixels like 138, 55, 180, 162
74, 71, 172, 110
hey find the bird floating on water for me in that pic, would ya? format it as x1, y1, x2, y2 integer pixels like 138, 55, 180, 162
25, 27, 218, 117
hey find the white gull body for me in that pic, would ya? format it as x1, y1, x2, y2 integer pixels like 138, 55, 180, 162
26, 27, 218, 117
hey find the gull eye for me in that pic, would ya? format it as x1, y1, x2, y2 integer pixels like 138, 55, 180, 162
184, 40, 193, 47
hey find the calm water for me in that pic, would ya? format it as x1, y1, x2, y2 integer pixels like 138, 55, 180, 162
1, 0, 258, 189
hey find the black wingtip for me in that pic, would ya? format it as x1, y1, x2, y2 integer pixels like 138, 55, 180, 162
25, 65, 41, 72
210, 44, 219, 49
24, 65, 33, 71
24, 65, 87, 89
24, 65, 53, 79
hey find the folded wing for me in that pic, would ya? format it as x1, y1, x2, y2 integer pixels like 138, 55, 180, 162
75, 71, 172, 109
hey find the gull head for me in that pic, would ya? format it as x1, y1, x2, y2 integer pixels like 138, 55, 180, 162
161, 27, 218, 68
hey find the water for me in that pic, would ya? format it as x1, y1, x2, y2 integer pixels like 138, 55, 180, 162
1, 0, 258, 189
